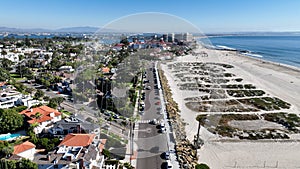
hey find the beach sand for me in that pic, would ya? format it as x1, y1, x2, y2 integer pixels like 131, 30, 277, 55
161, 45, 300, 169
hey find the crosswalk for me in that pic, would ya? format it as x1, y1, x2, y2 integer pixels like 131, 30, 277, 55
136, 120, 151, 124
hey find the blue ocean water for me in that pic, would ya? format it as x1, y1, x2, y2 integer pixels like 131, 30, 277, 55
206, 35, 300, 68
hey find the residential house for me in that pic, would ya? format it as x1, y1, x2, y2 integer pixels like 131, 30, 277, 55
12, 141, 36, 160
48, 115, 100, 138
0, 51, 20, 62
59, 66, 75, 72
34, 134, 105, 169
19, 105, 62, 134
0, 90, 22, 109
112, 44, 124, 51
15, 95, 44, 108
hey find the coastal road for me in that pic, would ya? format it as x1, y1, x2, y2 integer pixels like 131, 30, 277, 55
136, 62, 170, 169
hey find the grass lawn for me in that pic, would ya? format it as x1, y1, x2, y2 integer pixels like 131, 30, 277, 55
61, 110, 72, 116
10, 73, 26, 81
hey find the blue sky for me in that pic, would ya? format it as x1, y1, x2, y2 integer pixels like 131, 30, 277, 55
1, 0, 300, 33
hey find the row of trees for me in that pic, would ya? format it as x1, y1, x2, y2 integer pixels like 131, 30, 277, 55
0, 158, 37, 169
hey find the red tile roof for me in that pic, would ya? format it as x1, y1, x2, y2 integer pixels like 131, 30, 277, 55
19, 105, 61, 124
13, 141, 36, 155
0, 82, 6, 87
102, 67, 110, 73
59, 134, 96, 147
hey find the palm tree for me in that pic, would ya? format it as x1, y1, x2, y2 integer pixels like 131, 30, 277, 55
34, 112, 42, 122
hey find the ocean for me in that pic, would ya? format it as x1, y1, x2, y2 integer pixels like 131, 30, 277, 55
204, 35, 300, 68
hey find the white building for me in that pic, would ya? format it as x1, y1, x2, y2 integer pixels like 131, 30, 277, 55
174, 32, 193, 42
59, 66, 75, 72
13, 141, 36, 160
0, 91, 22, 109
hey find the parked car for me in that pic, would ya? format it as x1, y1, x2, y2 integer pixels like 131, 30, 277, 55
162, 160, 173, 169
104, 111, 111, 116
113, 114, 120, 119
166, 160, 173, 168
162, 151, 170, 160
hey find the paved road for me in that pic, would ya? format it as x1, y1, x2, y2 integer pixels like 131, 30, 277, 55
136, 62, 169, 169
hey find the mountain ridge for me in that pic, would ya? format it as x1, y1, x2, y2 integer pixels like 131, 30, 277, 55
0, 26, 100, 33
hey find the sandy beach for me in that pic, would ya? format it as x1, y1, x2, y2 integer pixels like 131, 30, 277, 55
161, 45, 300, 169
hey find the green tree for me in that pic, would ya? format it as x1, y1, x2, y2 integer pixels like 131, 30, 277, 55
0, 67, 10, 81
12, 82, 26, 93
34, 89, 44, 99
50, 58, 61, 70
120, 38, 129, 46
0, 141, 10, 158
0, 158, 11, 169
25, 36, 31, 47
195, 163, 210, 169
18, 54, 24, 61
47, 97, 64, 109
13, 106, 27, 113
34, 112, 42, 122
27, 129, 38, 145
25, 87, 35, 94
0, 109, 24, 134
1, 145, 13, 158
102, 149, 111, 159
16, 65, 31, 78
47, 100, 58, 109
1, 50, 7, 56
0, 58, 14, 71
16, 158, 38, 169
43, 96, 50, 101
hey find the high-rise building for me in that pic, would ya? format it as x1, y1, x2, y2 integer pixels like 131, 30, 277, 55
174, 32, 193, 42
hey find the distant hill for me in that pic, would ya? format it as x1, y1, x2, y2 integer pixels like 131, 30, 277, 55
0, 26, 102, 33
55, 26, 99, 33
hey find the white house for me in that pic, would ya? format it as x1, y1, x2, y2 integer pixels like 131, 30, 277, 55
35, 134, 105, 169
0, 91, 22, 109
13, 141, 36, 160
59, 66, 74, 72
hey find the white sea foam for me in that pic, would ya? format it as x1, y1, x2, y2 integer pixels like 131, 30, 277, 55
242, 52, 263, 58
216, 45, 236, 51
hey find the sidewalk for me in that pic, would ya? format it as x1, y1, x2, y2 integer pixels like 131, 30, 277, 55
122, 71, 143, 168
155, 61, 180, 169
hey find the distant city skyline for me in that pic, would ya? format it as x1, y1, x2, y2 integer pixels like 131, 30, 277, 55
1, 0, 300, 33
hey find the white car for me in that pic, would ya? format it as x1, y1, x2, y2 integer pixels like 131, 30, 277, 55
166, 160, 173, 168
161, 127, 167, 133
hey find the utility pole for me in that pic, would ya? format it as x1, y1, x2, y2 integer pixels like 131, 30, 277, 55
194, 120, 203, 149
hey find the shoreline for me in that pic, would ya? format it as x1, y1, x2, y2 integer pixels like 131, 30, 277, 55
236, 51, 300, 73
199, 36, 300, 72
204, 44, 300, 74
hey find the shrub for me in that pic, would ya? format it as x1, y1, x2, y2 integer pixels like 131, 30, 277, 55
195, 163, 210, 169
